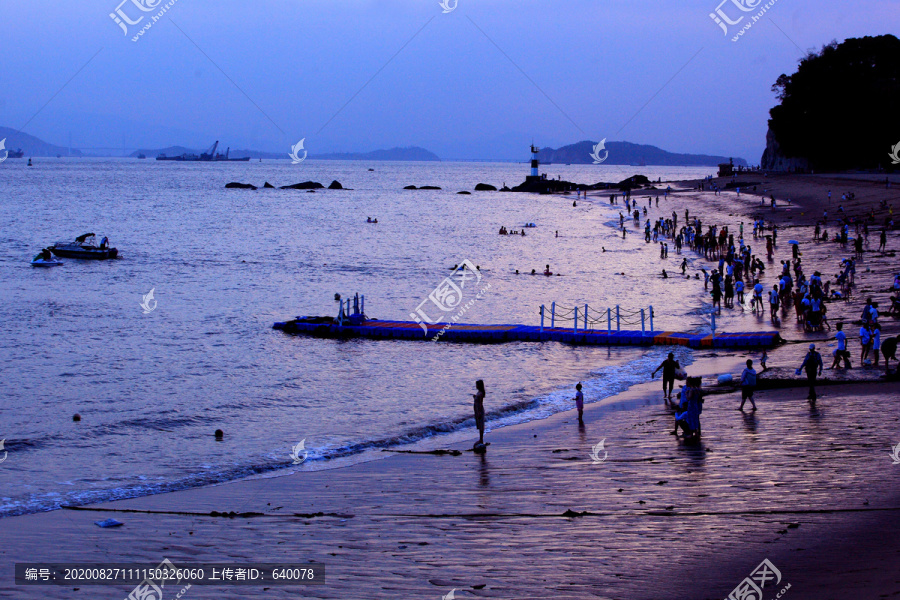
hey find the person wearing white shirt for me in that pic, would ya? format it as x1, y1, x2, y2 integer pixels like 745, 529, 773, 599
831, 322, 851, 369
860, 325, 872, 363
753, 281, 764, 311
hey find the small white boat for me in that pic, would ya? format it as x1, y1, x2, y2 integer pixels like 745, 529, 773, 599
31, 256, 62, 267
32, 248, 62, 267
50, 233, 118, 260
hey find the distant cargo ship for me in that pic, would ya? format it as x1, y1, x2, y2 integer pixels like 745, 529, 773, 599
156, 141, 250, 162
7, 148, 24, 158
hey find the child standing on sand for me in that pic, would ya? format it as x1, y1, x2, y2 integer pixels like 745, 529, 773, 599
573, 383, 584, 424
473, 380, 486, 446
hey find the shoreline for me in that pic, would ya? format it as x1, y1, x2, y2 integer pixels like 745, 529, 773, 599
3, 171, 899, 597
4, 373, 898, 598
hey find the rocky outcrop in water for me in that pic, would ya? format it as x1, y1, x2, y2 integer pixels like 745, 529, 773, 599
225, 182, 257, 190
328, 180, 343, 189
281, 181, 325, 190
510, 174, 653, 194
474, 183, 497, 191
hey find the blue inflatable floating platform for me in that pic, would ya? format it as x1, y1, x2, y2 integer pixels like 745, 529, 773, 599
273, 317, 782, 349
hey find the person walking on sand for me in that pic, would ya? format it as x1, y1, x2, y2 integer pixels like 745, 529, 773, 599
860, 324, 873, 364
739, 359, 758, 411
830, 322, 851, 369
652, 352, 681, 400
573, 383, 584, 424
760, 349, 768, 372
752, 279, 764, 312
797, 344, 824, 405
473, 380, 486, 446
712, 273, 723, 313
768, 284, 780, 322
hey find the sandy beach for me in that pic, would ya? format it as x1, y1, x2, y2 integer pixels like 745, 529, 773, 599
5, 375, 899, 599
4, 173, 900, 599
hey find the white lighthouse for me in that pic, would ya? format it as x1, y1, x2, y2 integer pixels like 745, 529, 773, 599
527, 143, 541, 182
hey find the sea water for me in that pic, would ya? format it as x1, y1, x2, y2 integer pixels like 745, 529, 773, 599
0, 159, 741, 517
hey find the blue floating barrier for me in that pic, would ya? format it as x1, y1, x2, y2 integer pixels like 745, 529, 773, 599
274, 317, 781, 349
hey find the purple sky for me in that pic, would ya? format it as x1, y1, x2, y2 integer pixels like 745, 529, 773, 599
0, 0, 895, 161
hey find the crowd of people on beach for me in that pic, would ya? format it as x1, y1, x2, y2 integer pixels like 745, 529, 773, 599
469, 181, 897, 450
627, 184, 897, 433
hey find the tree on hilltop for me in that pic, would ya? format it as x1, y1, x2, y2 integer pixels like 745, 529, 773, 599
767, 34, 900, 171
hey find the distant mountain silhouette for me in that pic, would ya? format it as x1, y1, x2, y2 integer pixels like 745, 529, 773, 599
131, 145, 440, 161
133, 145, 199, 158
312, 146, 440, 161
0, 127, 82, 157
536, 140, 745, 167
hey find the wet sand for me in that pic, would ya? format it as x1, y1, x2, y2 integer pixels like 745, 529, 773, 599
3, 375, 899, 599
4, 173, 900, 598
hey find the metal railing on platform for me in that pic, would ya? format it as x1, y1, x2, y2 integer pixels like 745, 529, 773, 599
539, 303, 655, 336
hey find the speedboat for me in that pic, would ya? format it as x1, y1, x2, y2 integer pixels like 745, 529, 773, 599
31, 249, 63, 267
50, 233, 118, 260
